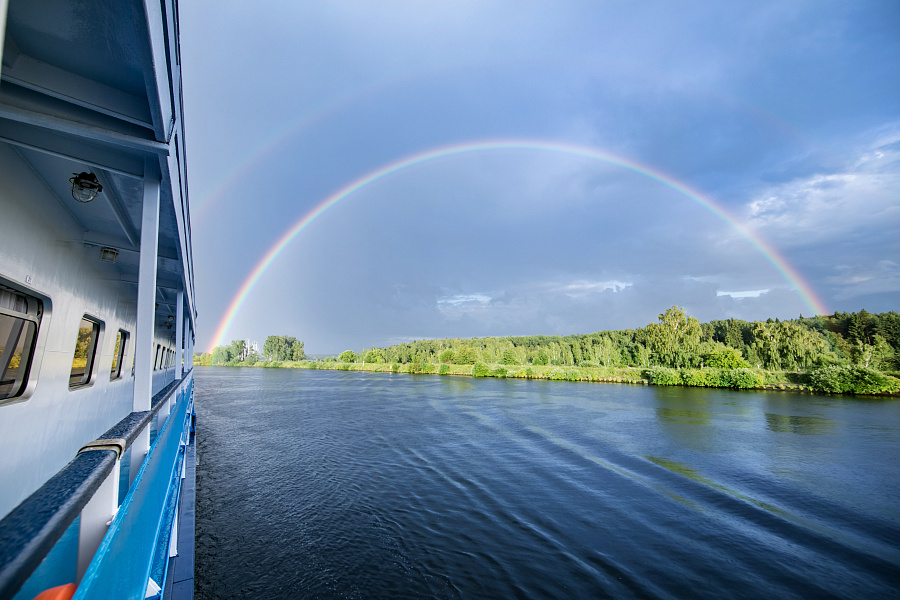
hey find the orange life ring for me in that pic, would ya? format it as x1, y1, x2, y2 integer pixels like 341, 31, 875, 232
32, 583, 76, 600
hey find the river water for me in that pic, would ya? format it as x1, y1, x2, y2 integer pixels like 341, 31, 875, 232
193, 367, 900, 599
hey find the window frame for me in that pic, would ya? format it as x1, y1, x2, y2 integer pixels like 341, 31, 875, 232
69, 316, 102, 389
0, 288, 42, 402
110, 329, 129, 381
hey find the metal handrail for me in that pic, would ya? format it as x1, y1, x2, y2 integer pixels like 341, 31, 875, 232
74, 381, 193, 599
0, 369, 193, 600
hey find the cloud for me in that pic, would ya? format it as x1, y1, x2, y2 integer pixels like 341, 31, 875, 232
182, 1, 900, 352
557, 279, 632, 298
827, 260, 900, 301
717, 289, 771, 299
745, 125, 900, 248
437, 294, 492, 307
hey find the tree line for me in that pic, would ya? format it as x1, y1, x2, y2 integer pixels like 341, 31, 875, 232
194, 308, 900, 393
195, 335, 305, 366
337, 307, 898, 373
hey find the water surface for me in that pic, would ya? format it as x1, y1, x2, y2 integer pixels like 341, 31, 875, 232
194, 368, 900, 599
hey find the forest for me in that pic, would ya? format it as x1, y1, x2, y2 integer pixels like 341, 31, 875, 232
195, 308, 900, 395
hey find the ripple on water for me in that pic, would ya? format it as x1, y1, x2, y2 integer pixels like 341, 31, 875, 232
195, 368, 900, 599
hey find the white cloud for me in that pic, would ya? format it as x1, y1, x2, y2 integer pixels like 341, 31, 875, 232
717, 289, 770, 299
557, 279, 632, 296
436, 294, 492, 307
745, 126, 900, 246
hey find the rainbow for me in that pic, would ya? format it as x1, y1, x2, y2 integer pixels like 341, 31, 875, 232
207, 139, 828, 352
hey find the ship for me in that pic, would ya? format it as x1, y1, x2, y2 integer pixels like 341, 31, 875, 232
0, 0, 197, 599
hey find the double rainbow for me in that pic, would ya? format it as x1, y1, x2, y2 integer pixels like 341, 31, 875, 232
208, 139, 827, 352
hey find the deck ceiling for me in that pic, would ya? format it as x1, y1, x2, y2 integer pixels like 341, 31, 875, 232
0, 0, 192, 325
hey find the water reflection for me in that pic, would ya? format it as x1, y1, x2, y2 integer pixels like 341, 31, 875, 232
656, 407, 711, 425
652, 388, 717, 452
765, 413, 834, 435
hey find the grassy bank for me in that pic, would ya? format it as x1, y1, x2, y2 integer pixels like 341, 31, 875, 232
240, 360, 900, 396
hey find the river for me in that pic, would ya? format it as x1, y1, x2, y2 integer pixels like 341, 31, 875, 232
193, 367, 900, 599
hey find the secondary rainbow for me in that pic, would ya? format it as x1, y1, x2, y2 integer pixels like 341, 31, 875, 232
208, 139, 828, 352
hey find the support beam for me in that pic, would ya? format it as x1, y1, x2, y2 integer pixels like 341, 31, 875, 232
175, 289, 184, 376
134, 160, 160, 412
0, 0, 8, 70
93, 170, 139, 246
134, 0, 173, 142
187, 331, 193, 370
1, 45, 153, 127
176, 295, 185, 377
0, 119, 145, 178
0, 102, 167, 155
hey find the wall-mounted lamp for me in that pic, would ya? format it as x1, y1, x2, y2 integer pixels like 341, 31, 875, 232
99, 247, 119, 263
69, 172, 103, 203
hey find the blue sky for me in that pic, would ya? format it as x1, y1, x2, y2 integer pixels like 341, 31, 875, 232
181, 1, 900, 354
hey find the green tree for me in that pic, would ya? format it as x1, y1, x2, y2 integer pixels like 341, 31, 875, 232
339, 350, 357, 363
212, 346, 232, 365
263, 335, 287, 361
702, 345, 750, 369
262, 335, 305, 362
751, 321, 824, 370
364, 348, 383, 363
500, 347, 519, 365
645, 306, 701, 368
230, 339, 246, 362
453, 346, 476, 364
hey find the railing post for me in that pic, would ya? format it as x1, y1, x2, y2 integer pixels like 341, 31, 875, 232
168, 510, 178, 558
129, 428, 149, 487
76, 458, 119, 581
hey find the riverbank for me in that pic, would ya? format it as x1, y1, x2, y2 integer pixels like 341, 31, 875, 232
217, 360, 900, 396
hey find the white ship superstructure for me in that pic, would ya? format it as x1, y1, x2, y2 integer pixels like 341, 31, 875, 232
0, 0, 197, 598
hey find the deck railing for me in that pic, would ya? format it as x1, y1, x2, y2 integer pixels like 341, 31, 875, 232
0, 370, 194, 600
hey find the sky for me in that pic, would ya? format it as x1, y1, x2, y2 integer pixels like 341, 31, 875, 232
180, 0, 900, 355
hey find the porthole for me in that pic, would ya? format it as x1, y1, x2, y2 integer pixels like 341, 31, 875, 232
70, 316, 101, 388
0, 285, 42, 400
110, 330, 129, 380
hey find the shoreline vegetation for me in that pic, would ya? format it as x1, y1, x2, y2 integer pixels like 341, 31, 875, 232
196, 307, 900, 397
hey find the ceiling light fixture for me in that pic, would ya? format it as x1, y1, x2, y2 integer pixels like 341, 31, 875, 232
69, 172, 103, 203
98, 247, 119, 263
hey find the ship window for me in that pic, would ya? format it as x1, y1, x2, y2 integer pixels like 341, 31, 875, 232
154, 344, 161, 370
70, 317, 101, 388
0, 286, 41, 400
110, 330, 129, 380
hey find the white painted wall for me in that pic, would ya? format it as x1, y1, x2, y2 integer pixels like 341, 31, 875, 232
0, 144, 176, 519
